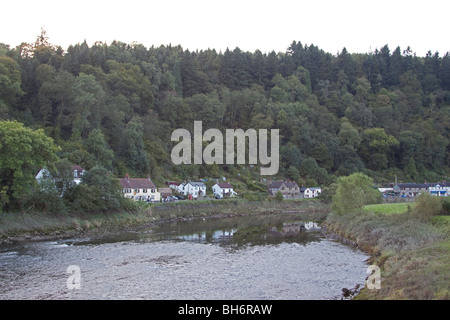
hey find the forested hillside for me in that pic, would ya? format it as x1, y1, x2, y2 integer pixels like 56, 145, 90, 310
1, 30, 449, 211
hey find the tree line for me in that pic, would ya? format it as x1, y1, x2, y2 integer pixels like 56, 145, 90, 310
0, 30, 449, 212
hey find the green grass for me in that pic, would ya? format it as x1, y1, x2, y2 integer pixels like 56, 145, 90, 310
327, 202, 450, 299
362, 202, 416, 215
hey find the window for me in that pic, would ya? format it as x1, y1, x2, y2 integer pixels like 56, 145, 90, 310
143, 189, 147, 193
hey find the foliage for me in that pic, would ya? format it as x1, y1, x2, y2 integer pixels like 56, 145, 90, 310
275, 191, 284, 202
0, 120, 60, 211
412, 193, 443, 221
331, 172, 382, 215
1, 33, 450, 213
442, 199, 450, 215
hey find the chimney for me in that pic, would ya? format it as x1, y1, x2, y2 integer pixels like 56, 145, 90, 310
125, 173, 129, 181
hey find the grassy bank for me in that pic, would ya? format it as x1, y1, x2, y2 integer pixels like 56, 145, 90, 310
324, 201, 450, 300
0, 198, 329, 242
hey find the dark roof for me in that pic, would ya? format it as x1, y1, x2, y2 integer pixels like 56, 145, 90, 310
120, 178, 156, 189
188, 181, 206, 187
72, 165, 84, 171
158, 187, 172, 195
268, 180, 299, 189
216, 182, 233, 188
397, 183, 430, 189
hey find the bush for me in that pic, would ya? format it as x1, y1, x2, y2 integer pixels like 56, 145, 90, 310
442, 199, 450, 215
275, 191, 284, 202
331, 172, 382, 215
412, 193, 443, 221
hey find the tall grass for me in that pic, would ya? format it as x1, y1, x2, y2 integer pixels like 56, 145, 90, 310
325, 198, 449, 299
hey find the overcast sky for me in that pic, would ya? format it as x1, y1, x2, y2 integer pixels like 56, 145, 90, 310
2, 0, 448, 57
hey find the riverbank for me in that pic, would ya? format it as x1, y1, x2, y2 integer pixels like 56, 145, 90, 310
0, 198, 329, 243
2, 198, 448, 300
322, 202, 450, 300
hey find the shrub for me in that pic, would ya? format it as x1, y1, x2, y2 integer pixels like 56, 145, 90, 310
275, 191, 284, 202
441, 199, 450, 216
331, 172, 382, 215
412, 193, 443, 221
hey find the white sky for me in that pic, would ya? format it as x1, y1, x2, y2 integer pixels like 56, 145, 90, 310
1, 0, 448, 57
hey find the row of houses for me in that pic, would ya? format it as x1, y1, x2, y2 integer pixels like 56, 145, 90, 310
379, 182, 450, 197
166, 181, 237, 199
266, 180, 322, 199
121, 177, 238, 202
36, 165, 321, 203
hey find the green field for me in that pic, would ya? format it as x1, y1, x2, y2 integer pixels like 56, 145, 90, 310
362, 202, 416, 215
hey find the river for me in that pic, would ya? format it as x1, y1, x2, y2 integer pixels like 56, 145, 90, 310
0, 213, 369, 300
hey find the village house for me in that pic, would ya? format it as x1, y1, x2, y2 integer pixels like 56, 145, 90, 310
165, 181, 180, 190
267, 180, 300, 199
212, 182, 237, 199
395, 183, 430, 197
36, 165, 85, 188
177, 181, 207, 199
428, 182, 450, 197
158, 187, 173, 200
120, 174, 160, 202
302, 187, 322, 198
72, 165, 85, 185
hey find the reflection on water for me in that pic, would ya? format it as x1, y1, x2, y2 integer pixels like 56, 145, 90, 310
0, 213, 369, 300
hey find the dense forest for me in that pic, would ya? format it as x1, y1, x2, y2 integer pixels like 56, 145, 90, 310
1, 30, 449, 212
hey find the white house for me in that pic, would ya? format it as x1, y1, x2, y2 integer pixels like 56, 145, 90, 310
166, 181, 180, 190
429, 184, 449, 197
36, 165, 85, 190
177, 181, 206, 199
303, 187, 322, 198
119, 175, 160, 202
212, 182, 237, 199
72, 165, 85, 185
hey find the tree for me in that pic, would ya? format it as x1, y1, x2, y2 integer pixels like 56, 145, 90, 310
117, 117, 149, 174
331, 172, 382, 215
275, 191, 284, 202
358, 128, 399, 170
404, 157, 418, 180
0, 120, 60, 211
0, 55, 24, 117
338, 120, 361, 149
84, 129, 114, 170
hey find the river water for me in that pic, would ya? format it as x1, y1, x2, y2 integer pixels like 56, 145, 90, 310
0, 213, 369, 300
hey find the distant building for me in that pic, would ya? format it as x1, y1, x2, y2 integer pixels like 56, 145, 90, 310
267, 181, 300, 199
302, 187, 322, 198
72, 165, 85, 185
158, 187, 173, 199
120, 174, 160, 202
429, 183, 450, 197
212, 182, 237, 199
177, 181, 206, 199
166, 181, 180, 190
35, 165, 85, 190
395, 183, 430, 197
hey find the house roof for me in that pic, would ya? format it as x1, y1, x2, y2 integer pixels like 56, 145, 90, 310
120, 178, 156, 189
397, 183, 430, 189
216, 182, 233, 188
73, 165, 84, 172
188, 181, 206, 187
158, 187, 172, 195
268, 180, 299, 189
